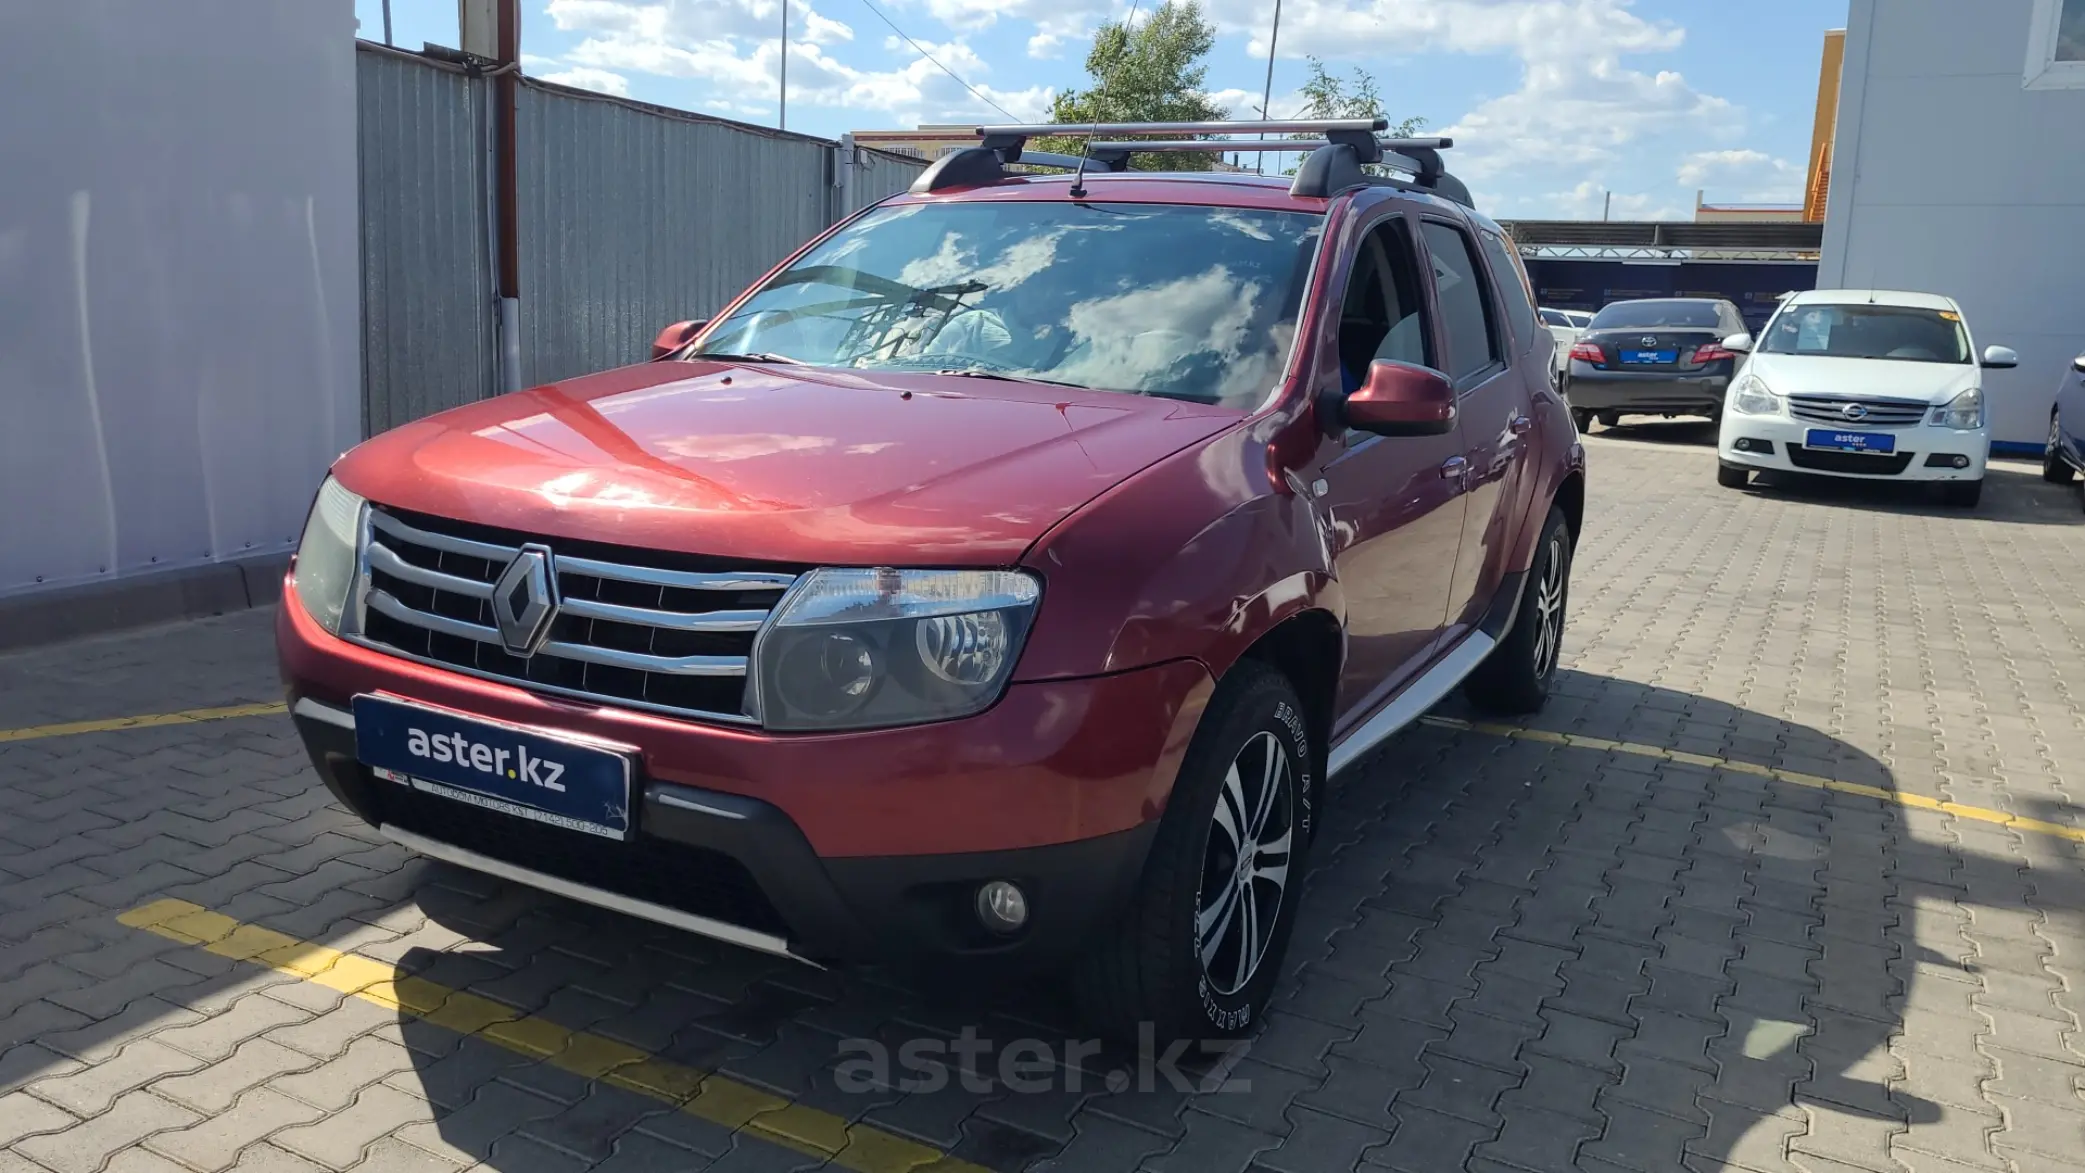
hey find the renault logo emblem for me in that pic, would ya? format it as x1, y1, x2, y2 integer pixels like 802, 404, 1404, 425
1841, 403, 1869, 421
491, 544, 559, 656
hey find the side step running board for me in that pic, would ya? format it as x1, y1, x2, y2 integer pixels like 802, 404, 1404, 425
1327, 633, 1497, 776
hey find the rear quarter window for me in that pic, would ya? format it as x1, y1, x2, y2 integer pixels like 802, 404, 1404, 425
1477, 230, 1539, 354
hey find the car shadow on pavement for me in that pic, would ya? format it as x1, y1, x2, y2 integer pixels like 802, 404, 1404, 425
1587, 419, 1720, 447
367, 668, 2085, 1173
1742, 461, 2085, 524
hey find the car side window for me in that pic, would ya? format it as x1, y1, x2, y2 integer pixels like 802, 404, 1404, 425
1477, 229, 1538, 352
1420, 221, 1502, 385
1335, 217, 1431, 392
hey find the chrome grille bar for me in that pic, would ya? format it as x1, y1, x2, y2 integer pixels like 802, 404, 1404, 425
366, 541, 495, 598
366, 591, 750, 677
1786, 394, 1931, 427
555, 554, 796, 593
557, 596, 767, 633
369, 510, 517, 562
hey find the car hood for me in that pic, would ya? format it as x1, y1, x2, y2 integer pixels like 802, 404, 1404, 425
1742, 352, 1980, 405
332, 361, 1242, 566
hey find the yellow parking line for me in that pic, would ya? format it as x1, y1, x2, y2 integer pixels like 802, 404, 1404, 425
1419, 715, 2085, 844
0, 702, 287, 745
117, 899, 986, 1173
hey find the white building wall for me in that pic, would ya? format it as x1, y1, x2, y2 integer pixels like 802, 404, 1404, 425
0, 2, 360, 598
1820, 0, 2085, 447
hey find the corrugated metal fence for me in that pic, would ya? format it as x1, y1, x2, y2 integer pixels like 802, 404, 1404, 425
355, 43, 927, 429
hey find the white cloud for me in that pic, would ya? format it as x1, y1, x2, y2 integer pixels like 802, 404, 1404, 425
547, 0, 854, 49
1200, 0, 1744, 210
1676, 148, 1802, 202
541, 66, 632, 95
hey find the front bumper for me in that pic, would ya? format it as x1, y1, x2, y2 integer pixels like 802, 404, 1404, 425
1716, 413, 1989, 481
278, 595, 1210, 965
1564, 366, 1730, 415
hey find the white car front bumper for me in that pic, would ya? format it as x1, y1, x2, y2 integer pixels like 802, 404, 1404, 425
1717, 412, 1989, 482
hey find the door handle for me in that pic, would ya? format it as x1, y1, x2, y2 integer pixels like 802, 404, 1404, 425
1510, 415, 1533, 435
1440, 455, 1469, 482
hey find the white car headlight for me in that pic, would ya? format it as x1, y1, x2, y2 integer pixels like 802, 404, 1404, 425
1929, 387, 1984, 430
752, 568, 1041, 731
293, 475, 366, 635
1729, 373, 1784, 417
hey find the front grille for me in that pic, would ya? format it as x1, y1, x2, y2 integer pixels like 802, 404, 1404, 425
1785, 446, 1917, 475
355, 507, 799, 723
1787, 394, 1931, 428
373, 780, 790, 936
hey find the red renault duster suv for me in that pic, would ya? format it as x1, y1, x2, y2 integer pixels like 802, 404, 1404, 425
279, 122, 1585, 1041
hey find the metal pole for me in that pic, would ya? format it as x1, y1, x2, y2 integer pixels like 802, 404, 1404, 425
779, 0, 788, 131
1602, 191, 1612, 221
382, 0, 393, 45
1256, 0, 1282, 175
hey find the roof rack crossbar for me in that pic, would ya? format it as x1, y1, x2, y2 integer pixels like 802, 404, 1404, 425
978, 118, 1388, 141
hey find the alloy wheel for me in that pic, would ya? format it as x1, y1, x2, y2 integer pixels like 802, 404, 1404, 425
1531, 533, 1566, 679
1195, 730, 1295, 996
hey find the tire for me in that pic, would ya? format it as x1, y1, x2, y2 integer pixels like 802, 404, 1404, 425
1463, 507, 1572, 715
1571, 408, 1595, 433
2043, 414, 2073, 483
1073, 662, 1315, 1044
1717, 462, 1750, 489
1596, 412, 1620, 428
1942, 479, 1983, 509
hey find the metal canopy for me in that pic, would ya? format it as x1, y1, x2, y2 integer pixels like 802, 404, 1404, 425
1497, 219, 1824, 252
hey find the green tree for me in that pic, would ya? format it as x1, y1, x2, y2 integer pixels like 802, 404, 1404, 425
1285, 56, 1425, 177
1036, 1, 1227, 171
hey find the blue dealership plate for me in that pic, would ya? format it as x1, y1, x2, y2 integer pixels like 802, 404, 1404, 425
1804, 428, 1896, 454
352, 694, 634, 839
1620, 349, 1677, 364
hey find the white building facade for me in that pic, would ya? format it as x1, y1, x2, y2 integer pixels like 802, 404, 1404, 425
1819, 0, 2085, 450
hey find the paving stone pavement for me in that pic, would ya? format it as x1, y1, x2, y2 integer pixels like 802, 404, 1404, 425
4, 424, 2085, 1173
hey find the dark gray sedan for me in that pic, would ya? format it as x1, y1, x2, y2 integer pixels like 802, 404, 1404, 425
1562, 297, 1751, 430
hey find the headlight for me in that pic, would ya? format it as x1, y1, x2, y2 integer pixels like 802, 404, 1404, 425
1729, 373, 1784, 417
292, 475, 366, 635
1929, 387, 1983, 429
752, 568, 1041, 731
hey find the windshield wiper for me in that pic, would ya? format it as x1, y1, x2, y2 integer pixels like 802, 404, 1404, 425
690, 351, 802, 365
930, 367, 1089, 390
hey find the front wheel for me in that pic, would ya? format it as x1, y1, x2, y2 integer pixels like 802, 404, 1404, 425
2043, 415, 2073, 483
1073, 662, 1314, 1044
1463, 507, 1572, 714
1717, 462, 1751, 489
1942, 479, 1983, 509
1571, 408, 1595, 433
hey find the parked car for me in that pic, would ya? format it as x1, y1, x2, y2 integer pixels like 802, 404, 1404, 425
1716, 289, 2017, 508
1562, 297, 1750, 430
2040, 350, 2085, 501
275, 122, 1585, 1042
1539, 307, 1592, 383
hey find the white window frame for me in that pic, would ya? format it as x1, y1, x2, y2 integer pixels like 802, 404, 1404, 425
2024, 0, 2085, 89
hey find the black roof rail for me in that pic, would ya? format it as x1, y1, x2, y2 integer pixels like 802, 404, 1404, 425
907, 120, 1472, 207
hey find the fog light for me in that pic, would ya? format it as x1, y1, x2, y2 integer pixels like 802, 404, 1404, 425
975, 881, 1028, 933
1954, 455, 1971, 469
1732, 437, 1774, 455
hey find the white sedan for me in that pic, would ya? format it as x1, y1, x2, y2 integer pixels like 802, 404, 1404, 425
1715, 289, 2017, 508
1539, 307, 1593, 381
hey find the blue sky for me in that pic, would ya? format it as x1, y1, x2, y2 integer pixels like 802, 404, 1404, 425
355, 0, 1848, 219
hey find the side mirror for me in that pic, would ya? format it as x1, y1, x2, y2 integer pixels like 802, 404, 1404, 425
1344, 361, 1456, 436
652, 319, 707, 360
1981, 344, 2019, 369
2071, 353, 2085, 374
1721, 332, 1753, 353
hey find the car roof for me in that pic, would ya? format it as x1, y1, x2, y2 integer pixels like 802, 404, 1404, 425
1785, 288, 1961, 311
883, 170, 1488, 223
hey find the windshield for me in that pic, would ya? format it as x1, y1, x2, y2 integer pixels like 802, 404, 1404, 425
693, 201, 1325, 408
1758, 303, 1972, 364
1589, 300, 1723, 329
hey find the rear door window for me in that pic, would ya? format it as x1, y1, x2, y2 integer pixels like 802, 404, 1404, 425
1476, 229, 1538, 353
1420, 221, 1502, 384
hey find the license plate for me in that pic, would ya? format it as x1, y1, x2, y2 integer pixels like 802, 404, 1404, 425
1620, 349, 1676, 365
352, 695, 633, 839
1805, 428, 1896, 454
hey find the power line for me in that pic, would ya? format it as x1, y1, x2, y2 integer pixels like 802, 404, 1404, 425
852, 0, 1020, 122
